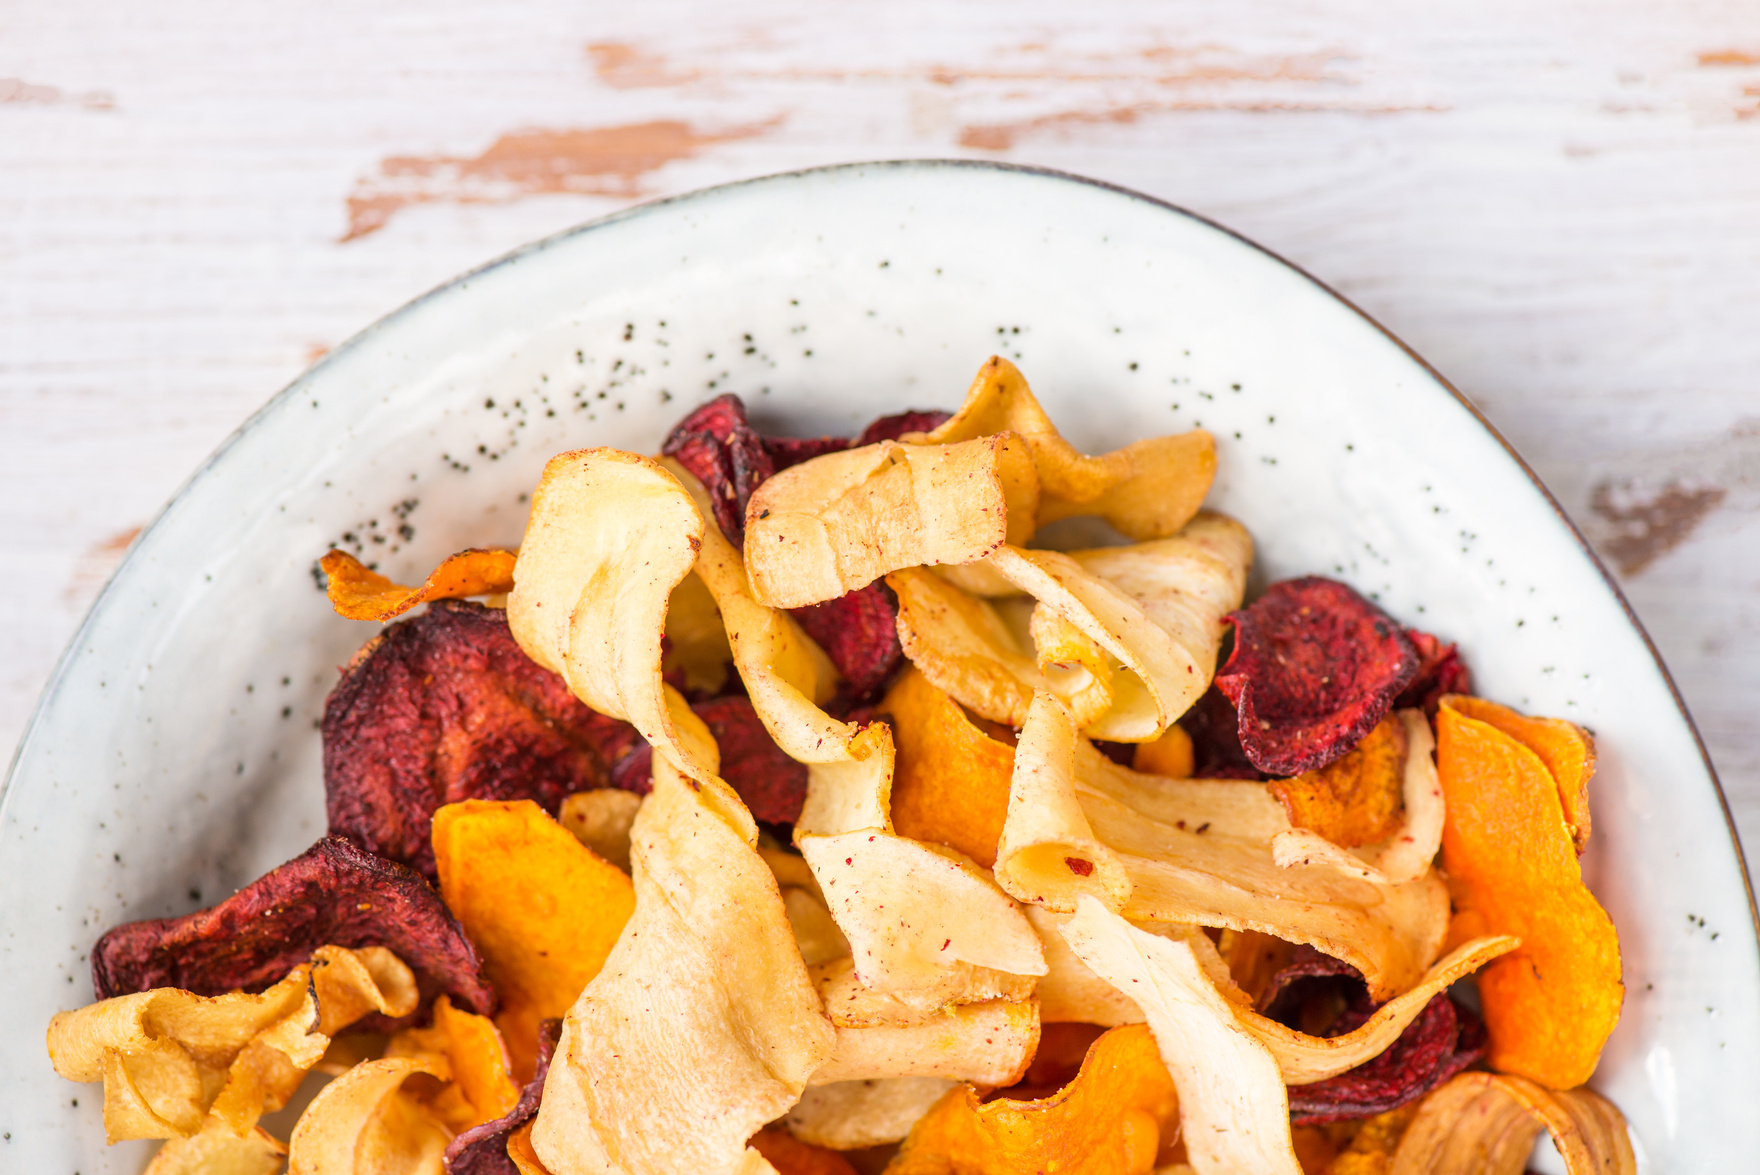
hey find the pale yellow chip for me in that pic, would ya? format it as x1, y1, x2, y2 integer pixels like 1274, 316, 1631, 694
1389, 1071, 1636, 1175
663, 569, 733, 694
1073, 741, 1449, 1000
1061, 899, 1303, 1175
808, 996, 1040, 1087
809, 956, 1037, 1029
507, 448, 720, 784
530, 756, 835, 1175
286, 1056, 449, 1175
994, 690, 1132, 913
783, 888, 854, 968
143, 1123, 288, 1175
920, 357, 1216, 540
744, 433, 1040, 609
558, 787, 644, 873
889, 564, 1043, 727
1025, 907, 1149, 1028
786, 1077, 959, 1150
47, 946, 416, 1143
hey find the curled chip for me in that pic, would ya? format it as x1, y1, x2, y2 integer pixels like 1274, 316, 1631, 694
530, 759, 835, 1175
1061, 901, 1304, 1175
884, 666, 1015, 868
385, 995, 521, 1133
49, 945, 416, 1144
887, 1024, 1178, 1175
921, 356, 1217, 541
808, 995, 1041, 1087
443, 1018, 561, 1175
286, 1056, 450, 1175
431, 800, 636, 1083
659, 392, 951, 547
1437, 698, 1621, 1090
744, 434, 1040, 609
1268, 711, 1408, 848
319, 547, 517, 623
1215, 577, 1420, 777
92, 835, 494, 1029
787, 582, 905, 703
142, 1122, 287, 1175
1388, 1071, 1636, 1175
324, 598, 644, 879
1286, 991, 1485, 1124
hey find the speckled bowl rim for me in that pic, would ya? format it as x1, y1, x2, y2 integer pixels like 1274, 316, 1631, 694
8, 155, 1753, 966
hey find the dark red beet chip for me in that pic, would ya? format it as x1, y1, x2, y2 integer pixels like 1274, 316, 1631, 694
855, 409, 952, 445
1287, 996, 1487, 1125
1177, 685, 1264, 780
1256, 945, 1487, 1125
693, 695, 810, 825
444, 1018, 562, 1175
1395, 629, 1473, 720
763, 434, 854, 471
1215, 577, 1420, 777
91, 835, 494, 1031
788, 582, 905, 702
323, 599, 645, 881
595, 695, 809, 826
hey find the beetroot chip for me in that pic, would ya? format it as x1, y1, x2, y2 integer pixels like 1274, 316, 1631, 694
91, 834, 494, 1030
1255, 946, 1486, 1125
1177, 685, 1264, 780
763, 433, 855, 471
1215, 577, 1419, 777
324, 599, 644, 880
443, 1017, 562, 1175
693, 695, 810, 825
787, 582, 905, 702
1394, 629, 1472, 719
855, 409, 952, 445
1287, 996, 1486, 1125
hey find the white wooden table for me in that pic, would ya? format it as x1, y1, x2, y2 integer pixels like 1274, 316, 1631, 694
4, 0, 1757, 855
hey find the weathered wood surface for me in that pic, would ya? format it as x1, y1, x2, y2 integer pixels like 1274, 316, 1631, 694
3, 1, 1757, 847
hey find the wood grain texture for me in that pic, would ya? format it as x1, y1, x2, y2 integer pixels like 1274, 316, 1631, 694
3, 0, 1757, 851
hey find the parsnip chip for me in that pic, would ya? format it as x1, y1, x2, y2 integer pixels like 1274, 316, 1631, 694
810, 956, 1036, 1028
786, 1077, 959, 1150
889, 565, 1042, 728
507, 448, 719, 784
287, 1056, 450, 1175
663, 569, 733, 694
1436, 698, 1621, 1089
798, 832, 1046, 992
47, 945, 417, 1144
558, 788, 644, 873
995, 691, 1132, 912
884, 665, 1015, 869
1061, 899, 1303, 1175
1026, 908, 1148, 1027
887, 1023, 1177, 1175
385, 995, 521, 1133
920, 356, 1216, 540
743, 433, 1040, 608
432, 799, 636, 1083
1387, 1072, 1635, 1175
530, 758, 835, 1175
144, 1123, 288, 1175
1072, 741, 1449, 1000
321, 547, 518, 622
809, 997, 1040, 1087
784, 888, 854, 967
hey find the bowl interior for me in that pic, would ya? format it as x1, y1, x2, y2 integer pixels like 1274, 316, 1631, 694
4, 161, 1750, 1172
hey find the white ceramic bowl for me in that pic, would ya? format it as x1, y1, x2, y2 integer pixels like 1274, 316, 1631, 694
3, 162, 1752, 1173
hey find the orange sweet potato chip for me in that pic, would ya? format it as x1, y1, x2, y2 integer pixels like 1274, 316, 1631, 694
749, 1127, 859, 1175
1441, 695, 1595, 853
431, 799, 636, 1082
320, 548, 517, 622
1269, 711, 1408, 848
1132, 725, 1194, 779
883, 666, 1016, 868
1436, 698, 1622, 1089
888, 1024, 1179, 1175
507, 1122, 553, 1175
